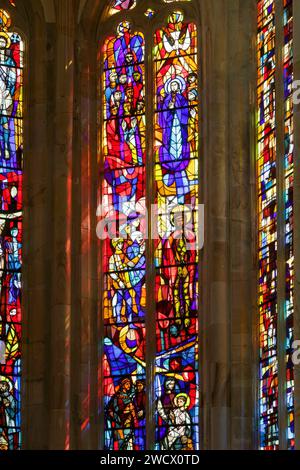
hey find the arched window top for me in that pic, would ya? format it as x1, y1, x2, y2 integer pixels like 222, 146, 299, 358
153, 11, 197, 60
99, 0, 200, 451
109, 0, 136, 16
98, 0, 200, 43
108, 0, 193, 17
0, 8, 24, 75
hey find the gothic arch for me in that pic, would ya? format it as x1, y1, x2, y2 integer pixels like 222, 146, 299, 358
1, 0, 290, 451
77, 0, 205, 450
76, 0, 257, 450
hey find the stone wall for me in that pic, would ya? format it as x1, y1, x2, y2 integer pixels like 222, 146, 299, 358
2, 0, 296, 450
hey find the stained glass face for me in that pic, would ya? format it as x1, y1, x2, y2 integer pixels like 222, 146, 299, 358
257, 0, 279, 450
154, 11, 199, 450
109, 0, 136, 15
0, 9, 23, 451
283, 0, 294, 450
102, 20, 146, 450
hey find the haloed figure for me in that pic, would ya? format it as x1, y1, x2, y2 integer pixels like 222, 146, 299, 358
0, 32, 18, 163
0, 434, 8, 451
161, 393, 193, 451
0, 378, 17, 450
158, 76, 190, 204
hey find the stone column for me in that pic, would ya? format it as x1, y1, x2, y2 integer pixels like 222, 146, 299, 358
22, 1, 50, 450
48, 0, 76, 450
76, 29, 99, 450
228, 0, 256, 450
203, 0, 230, 450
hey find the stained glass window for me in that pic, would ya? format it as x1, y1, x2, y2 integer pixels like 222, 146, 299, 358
257, 0, 278, 450
100, 2, 199, 451
102, 20, 147, 451
109, 0, 190, 15
109, 0, 136, 15
0, 9, 23, 451
257, 0, 294, 450
144, 9, 155, 19
153, 11, 199, 450
283, 0, 294, 450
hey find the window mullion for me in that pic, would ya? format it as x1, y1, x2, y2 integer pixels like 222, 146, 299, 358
275, 0, 288, 450
145, 23, 156, 451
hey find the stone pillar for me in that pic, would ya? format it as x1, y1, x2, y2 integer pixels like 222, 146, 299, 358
228, 0, 256, 450
203, 0, 230, 450
22, 1, 50, 450
48, 0, 76, 450
76, 29, 99, 450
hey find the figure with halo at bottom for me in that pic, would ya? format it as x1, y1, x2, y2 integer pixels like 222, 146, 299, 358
0, 376, 17, 450
161, 392, 193, 451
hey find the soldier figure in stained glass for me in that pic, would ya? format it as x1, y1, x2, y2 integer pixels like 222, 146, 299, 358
106, 377, 139, 450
